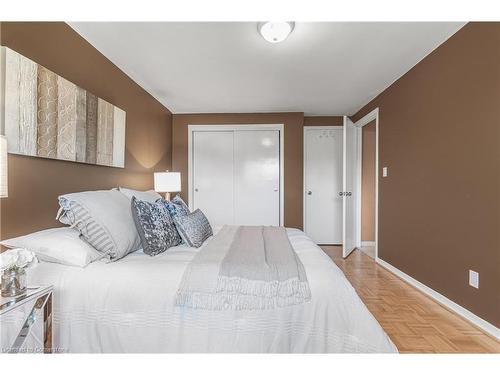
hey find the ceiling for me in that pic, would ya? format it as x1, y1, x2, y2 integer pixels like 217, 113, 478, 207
69, 22, 465, 115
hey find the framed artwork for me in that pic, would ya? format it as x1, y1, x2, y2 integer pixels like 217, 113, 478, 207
0, 46, 126, 168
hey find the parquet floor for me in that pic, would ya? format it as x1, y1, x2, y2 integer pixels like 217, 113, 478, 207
321, 246, 500, 353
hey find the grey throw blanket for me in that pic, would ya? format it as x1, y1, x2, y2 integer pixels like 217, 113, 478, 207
175, 225, 311, 310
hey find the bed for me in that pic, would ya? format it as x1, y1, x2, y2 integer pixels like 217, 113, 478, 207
27, 227, 397, 353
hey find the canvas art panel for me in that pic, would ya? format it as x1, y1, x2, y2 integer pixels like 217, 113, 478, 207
0, 46, 126, 168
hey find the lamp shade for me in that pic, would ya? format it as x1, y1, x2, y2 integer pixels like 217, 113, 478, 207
0, 135, 7, 198
154, 171, 181, 193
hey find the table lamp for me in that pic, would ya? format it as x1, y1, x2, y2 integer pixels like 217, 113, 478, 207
154, 171, 181, 200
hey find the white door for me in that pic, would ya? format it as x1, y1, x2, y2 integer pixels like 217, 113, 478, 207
234, 130, 280, 226
191, 128, 281, 227
343, 116, 359, 257
192, 131, 234, 226
304, 127, 343, 244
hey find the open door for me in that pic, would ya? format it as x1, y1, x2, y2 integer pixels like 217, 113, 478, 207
343, 116, 358, 258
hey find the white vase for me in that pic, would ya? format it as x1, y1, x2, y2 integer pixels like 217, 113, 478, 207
1, 268, 27, 297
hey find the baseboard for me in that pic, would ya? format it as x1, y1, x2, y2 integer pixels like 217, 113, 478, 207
361, 241, 376, 247
376, 257, 500, 340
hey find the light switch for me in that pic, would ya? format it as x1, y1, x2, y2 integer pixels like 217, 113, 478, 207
382, 167, 388, 177
469, 270, 479, 289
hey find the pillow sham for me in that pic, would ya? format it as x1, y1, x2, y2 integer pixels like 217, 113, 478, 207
119, 187, 162, 203
131, 197, 182, 256
173, 209, 213, 248
57, 189, 141, 261
159, 194, 190, 219
0, 228, 102, 268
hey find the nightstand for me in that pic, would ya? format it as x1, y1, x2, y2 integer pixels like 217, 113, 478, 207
0, 285, 53, 354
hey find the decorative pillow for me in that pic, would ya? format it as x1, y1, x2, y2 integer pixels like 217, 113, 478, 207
173, 209, 213, 248
159, 194, 190, 219
119, 187, 162, 203
0, 228, 103, 267
131, 197, 181, 256
57, 189, 141, 261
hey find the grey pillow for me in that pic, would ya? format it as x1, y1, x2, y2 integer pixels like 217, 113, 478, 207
119, 187, 162, 203
173, 209, 213, 248
57, 189, 141, 261
131, 197, 182, 256
159, 194, 190, 219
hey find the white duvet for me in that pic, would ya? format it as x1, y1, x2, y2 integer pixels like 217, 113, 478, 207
27, 228, 397, 353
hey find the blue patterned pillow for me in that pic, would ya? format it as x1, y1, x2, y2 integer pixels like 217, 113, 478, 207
131, 197, 182, 256
173, 209, 213, 248
158, 194, 190, 219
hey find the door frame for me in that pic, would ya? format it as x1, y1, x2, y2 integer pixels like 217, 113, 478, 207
353, 108, 380, 260
187, 124, 285, 226
303, 126, 343, 243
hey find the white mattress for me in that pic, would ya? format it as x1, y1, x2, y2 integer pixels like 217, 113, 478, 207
27, 228, 397, 353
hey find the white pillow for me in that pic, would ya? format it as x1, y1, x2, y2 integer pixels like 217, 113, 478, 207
1, 228, 102, 267
57, 189, 141, 261
119, 187, 162, 203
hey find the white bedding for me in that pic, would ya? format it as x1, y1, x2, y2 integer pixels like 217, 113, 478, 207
27, 228, 397, 353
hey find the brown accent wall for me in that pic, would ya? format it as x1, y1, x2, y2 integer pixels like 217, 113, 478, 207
172, 113, 304, 229
304, 116, 343, 126
0, 22, 172, 240
361, 121, 376, 241
352, 23, 500, 326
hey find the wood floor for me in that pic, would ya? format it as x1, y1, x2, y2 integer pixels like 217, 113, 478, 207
321, 246, 500, 353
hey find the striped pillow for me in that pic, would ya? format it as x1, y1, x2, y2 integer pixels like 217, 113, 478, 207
57, 190, 141, 261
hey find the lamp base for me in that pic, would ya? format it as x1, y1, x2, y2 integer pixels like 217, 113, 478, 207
164, 192, 171, 201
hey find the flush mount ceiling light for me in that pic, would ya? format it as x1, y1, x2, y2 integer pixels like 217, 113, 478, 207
258, 22, 295, 43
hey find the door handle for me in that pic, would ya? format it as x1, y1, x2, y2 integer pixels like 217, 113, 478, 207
339, 191, 352, 196
307, 191, 312, 195
194, 188, 199, 192
274, 188, 278, 192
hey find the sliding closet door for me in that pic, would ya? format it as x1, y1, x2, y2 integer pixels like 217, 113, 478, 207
234, 130, 280, 226
192, 131, 234, 226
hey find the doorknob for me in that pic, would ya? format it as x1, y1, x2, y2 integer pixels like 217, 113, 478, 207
194, 188, 199, 192
274, 188, 278, 192
307, 191, 312, 195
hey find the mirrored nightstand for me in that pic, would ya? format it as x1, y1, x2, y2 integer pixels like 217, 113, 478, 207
0, 285, 53, 354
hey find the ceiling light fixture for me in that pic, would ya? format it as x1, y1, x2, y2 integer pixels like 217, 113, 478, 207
258, 22, 294, 43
